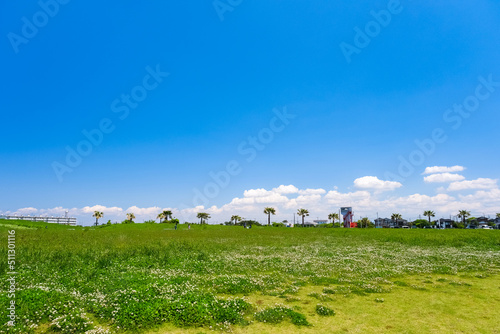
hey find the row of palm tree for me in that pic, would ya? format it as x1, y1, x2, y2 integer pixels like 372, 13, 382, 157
263, 207, 312, 227
390, 210, 477, 227
423, 210, 471, 225
92, 211, 135, 225
93, 209, 500, 227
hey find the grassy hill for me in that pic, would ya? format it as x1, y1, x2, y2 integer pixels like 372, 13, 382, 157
1, 220, 499, 333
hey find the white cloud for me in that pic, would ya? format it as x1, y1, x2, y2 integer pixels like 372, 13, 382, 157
423, 173, 465, 183
254, 193, 289, 204
295, 194, 322, 204
299, 188, 326, 195
353, 176, 402, 191
15, 207, 38, 215
273, 185, 299, 194
125, 206, 162, 216
325, 190, 372, 204
243, 188, 272, 198
447, 178, 498, 191
423, 165, 465, 175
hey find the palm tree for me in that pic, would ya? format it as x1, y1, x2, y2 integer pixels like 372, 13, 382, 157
423, 210, 435, 224
263, 207, 276, 226
391, 213, 402, 227
197, 212, 210, 225
157, 210, 173, 223
230, 215, 242, 225
297, 208, 309, 227
496, 213, 500, 219
92, 211, 103, 227
457, 210, 470, 225
328, 213, 339, 226
164, 210, 173, 221
126, 212, 135, 223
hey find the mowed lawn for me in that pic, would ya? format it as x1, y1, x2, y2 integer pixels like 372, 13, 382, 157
1, 220, 499, 333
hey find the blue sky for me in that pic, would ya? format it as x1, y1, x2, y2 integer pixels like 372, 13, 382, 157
1, 0, 500, 225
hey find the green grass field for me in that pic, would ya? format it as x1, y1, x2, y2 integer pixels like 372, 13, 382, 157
1, 219, 499, 333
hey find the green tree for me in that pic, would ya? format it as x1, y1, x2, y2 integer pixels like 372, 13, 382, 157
126, 213, 135, 223
230, 215, 242, 225
423, 210, 435, 224
328, 213, 339, 226
297, 208, 309, 227
413, 219, 429, 228
358, 217, 371, 228
157, 210, 173, 223
457, 210, 470, 225
92, 211, 103, 227
391, 213, 402, 227
263, 207, 276, 226
164, 210, 173, 221
197, 212, 210, 225
496, 213, 500, 219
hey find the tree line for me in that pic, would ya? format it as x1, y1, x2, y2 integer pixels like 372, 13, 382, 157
91, 209, 500, 228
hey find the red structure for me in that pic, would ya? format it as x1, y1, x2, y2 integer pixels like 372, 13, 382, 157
341, 207, 354, 228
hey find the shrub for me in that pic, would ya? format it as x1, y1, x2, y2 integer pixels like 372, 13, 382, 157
254, 306, 310, 326
241, 220, 260, 226
308, 292, 333, 301
121, 219, 134, 224
144, 220, 156, 224
316, 304, 335, 316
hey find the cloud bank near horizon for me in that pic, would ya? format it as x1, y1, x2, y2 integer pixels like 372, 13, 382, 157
2, 167, 498, 225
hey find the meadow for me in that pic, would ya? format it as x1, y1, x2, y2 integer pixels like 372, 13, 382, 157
1, 219, 499, 333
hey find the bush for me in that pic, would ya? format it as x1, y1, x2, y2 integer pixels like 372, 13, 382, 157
316, 304, 335, 316
241, 220, 260, 226
121, 220, 134, 224
414, 219, 429, 228
144, 220, 156, 224
272, 222, 285, 227
254, 306, 310, 326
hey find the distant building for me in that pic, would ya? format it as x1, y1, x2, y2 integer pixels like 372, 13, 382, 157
374, 218, 407, 228
475, 216, 490, 226
374, 218, 391, 228
0, 215, 77, 226
438, 218, 454, 229
313, 220, 328, 225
